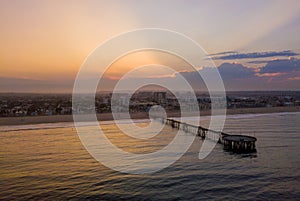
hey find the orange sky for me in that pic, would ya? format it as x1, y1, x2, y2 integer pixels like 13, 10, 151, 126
1, 0, 300, 92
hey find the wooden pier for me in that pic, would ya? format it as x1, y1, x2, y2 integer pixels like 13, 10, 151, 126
162, 118, 257, 153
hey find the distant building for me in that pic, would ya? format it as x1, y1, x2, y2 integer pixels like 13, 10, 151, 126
153, 92, 167, 105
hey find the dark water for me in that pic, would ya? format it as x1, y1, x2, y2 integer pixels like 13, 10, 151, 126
0, 112, 300, 200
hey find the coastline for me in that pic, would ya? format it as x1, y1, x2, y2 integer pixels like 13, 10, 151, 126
0, 106, 299, 126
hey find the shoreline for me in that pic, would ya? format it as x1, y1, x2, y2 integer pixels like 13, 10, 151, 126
0, 106, 299, 126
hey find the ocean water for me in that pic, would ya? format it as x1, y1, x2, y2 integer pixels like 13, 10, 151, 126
0, 112, 299, 200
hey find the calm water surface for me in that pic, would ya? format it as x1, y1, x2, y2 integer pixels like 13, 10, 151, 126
0, 112, 299, 200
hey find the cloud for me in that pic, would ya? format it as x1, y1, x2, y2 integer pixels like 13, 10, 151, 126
176, 62, 257, 91
2, 59, 300, 93
288, 76, 300, 81
247, 60, 271, 64
256, 72, 286, 77
207, 51, 238, 56
211, 50, 299, 60
179, 61, 300, 90
259, 58, 300, 73
256, 58, 300, 83
179, 62, 255, 80
214, 63, 255, 79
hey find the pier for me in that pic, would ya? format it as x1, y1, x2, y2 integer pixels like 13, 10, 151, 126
162, 118, 257, 153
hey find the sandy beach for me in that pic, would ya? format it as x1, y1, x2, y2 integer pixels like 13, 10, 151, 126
0, 106, 299, 126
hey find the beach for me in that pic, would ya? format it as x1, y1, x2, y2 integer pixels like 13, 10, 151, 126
0, 106, 299, 126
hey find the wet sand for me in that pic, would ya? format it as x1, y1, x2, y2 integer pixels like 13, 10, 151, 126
0, 106, 299, 126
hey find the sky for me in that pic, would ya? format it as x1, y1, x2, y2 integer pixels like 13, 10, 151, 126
0, 0, 300, 92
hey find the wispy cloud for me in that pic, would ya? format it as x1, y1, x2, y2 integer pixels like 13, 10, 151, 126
211, 50, 299, 60
207, 51, 238, 56
288, 76, 300, 81
256, 72, 286, 77
247, 60, 271, 64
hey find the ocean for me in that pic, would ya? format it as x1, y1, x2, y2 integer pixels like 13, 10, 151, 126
0, 112, 299, 200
